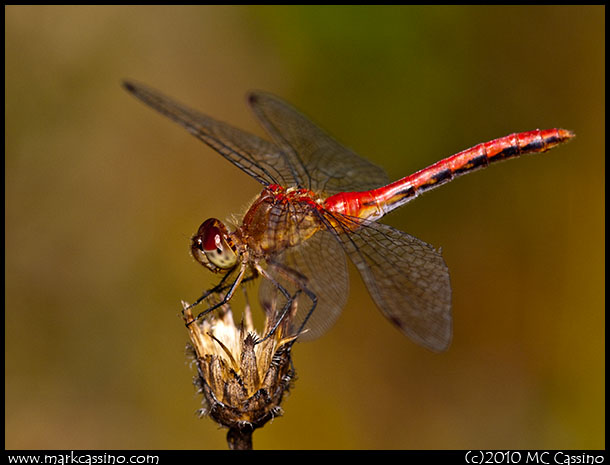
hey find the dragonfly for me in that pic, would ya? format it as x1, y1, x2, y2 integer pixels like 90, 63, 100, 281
123, 81, 574, 351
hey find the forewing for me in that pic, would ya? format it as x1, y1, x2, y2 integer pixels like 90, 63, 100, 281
259, 229, 348, 341
123, 81, 301, 186
248, 91, 390, 195
327, 213, 452, 351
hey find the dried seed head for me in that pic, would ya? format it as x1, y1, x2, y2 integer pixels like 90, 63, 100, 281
182, 295, 298, 449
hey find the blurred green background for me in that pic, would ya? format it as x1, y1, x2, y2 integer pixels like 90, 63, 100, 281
5, 6, 604, 450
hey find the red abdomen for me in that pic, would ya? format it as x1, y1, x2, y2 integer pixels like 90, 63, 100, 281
324, 128, 574, 220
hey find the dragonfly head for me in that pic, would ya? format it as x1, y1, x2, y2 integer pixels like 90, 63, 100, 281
191, 218, 238, 273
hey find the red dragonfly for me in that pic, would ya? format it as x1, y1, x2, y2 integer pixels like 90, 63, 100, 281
124, 81, 573, 351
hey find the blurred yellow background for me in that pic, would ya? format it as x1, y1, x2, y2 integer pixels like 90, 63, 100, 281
6, 6, 604, 450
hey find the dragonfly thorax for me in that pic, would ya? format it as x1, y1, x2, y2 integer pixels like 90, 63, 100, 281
238, 186, 324, 256
191, 218, 238, 273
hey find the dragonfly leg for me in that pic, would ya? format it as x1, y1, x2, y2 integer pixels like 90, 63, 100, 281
257, 290, 303, 345
185, 263, 250, 327
185, 269, 234, 312
185, 267, 258, 311
254, 262, 318, 344
294, 286, 317, 338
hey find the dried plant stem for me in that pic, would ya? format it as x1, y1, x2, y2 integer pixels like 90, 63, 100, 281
227, 426, 254, 450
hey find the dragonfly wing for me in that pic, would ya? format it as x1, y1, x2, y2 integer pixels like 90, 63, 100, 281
327, 213, 452, 351
247, 91, 390, 195
259, 229, 348, 341
123, 81, 301, 187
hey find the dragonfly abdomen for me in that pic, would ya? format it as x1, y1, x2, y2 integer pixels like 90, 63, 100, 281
331, 128, 575, 220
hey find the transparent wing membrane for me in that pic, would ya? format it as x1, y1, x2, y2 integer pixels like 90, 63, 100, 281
326, 213, 452, 351
123, 81, 293, 186
124, 82, 390, 194
247, 91, 390, 195
259, 229, 348, 341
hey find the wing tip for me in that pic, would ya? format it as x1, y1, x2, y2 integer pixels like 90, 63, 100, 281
122, 79, 143, 95
247, 92, 260, 105
413, 328, 453, 353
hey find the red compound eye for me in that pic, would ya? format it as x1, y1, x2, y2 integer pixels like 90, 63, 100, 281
192, 218, 237, 271
196, 218, 222, 251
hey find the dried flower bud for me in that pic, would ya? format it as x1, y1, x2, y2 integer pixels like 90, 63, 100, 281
182, 296, 298, 450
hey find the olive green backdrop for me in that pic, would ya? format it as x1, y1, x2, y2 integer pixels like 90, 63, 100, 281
6, 5, 604, 449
